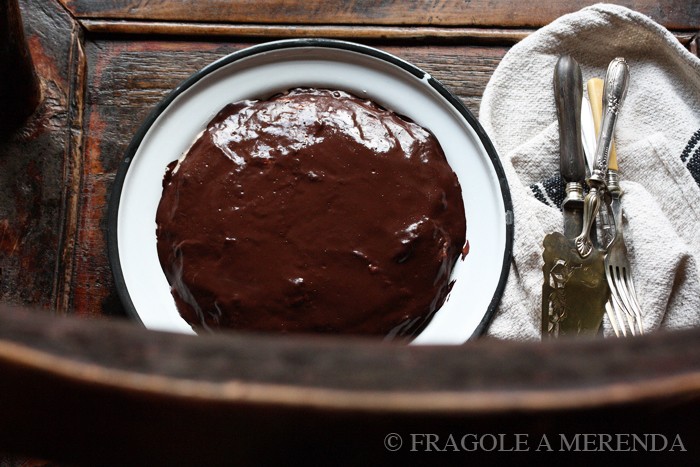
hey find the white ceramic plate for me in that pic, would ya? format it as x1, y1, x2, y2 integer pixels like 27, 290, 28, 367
108, 39, 513, 345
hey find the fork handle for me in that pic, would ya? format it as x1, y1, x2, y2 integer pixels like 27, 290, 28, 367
589, 58, 629, 185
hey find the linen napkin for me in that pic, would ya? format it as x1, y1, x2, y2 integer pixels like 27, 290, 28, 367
479, 3, 700, 340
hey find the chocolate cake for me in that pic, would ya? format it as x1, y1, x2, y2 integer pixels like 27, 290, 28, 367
155, 88, 466, 338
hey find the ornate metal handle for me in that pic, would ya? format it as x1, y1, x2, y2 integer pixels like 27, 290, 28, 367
589, 57, 630, 185
575, 58, 629, 257
575, 186, 601, 257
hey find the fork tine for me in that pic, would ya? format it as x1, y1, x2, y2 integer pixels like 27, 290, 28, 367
613, 297, 630, 337
606, 261, 645, 338
625, 275, 645, 335
605, 300, 621, 337
606, 268, 629, 337
613, 266, 638, 336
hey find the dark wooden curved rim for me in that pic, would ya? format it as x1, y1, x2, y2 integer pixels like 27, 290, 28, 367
2, 307, 699, 413
107, 38, 513, 339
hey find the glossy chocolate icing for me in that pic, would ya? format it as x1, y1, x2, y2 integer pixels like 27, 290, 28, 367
156, 88, 466, 338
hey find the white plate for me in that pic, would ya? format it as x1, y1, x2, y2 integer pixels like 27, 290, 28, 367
108, 39, 513, 345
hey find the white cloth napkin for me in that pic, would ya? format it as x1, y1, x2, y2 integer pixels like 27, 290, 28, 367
478, 3, 700, 340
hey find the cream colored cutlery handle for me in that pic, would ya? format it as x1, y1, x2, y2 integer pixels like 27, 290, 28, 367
587, 78, 618, 171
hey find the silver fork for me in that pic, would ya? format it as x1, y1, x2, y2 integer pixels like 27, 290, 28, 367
584, 60, 643, 337
604, 172, 644, 337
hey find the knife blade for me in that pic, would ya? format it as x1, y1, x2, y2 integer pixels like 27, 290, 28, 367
580, 95, 597, 174
541, 55, 608, 338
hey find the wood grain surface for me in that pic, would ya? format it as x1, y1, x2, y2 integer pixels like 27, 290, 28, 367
0, 0, 81, 313
60, 0, 700, 30
0, 0, 41, 133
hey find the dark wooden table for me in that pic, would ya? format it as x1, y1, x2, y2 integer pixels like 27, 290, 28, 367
1, 1, 699, 465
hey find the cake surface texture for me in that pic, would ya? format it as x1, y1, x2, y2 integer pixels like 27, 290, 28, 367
156, 88, 466, 338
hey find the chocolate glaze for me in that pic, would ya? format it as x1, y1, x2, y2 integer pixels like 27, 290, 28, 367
156, 88, 466, 338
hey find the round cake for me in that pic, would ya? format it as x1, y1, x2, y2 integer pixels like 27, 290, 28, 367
155, 88, 466, 338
